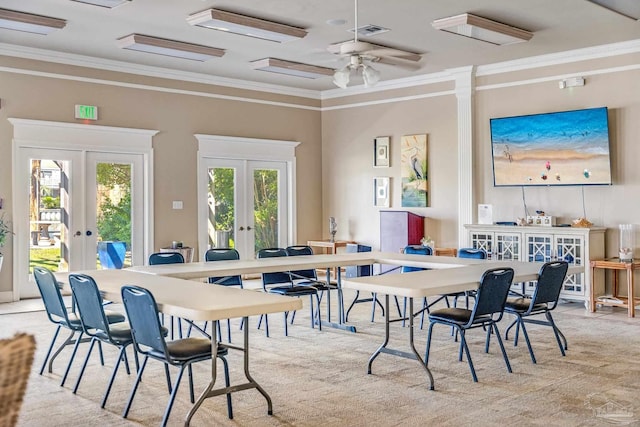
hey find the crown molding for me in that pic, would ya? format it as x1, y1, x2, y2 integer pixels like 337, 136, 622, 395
0, 42, 321, 100
476, 38, 640, 76
320, 70, 454, 100
1, 37, 640, 102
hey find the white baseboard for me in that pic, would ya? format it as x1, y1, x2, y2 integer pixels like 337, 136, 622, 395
0, 291, 16, 303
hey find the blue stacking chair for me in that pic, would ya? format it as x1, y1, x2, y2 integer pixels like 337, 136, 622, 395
449, 248, 488, 309
203, 248, 244, 342
68, 273, 141, 408
256, 248, 321, 337
121, 285, 232, 427
285, 245, 336, 327
33, 267, 124, 387
504, 260, 569, 364
149, 252, 185, 338
425, 267, 515, 382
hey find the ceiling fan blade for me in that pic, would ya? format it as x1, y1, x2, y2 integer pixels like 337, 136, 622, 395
373, 56, 423, 71
364, 48, 422, 62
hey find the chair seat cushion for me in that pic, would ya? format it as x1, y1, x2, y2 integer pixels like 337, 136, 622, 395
163, 337, 228, 361
104, 310, 126, 324
269, 285, 317, 296
429, 307, 472, 324
504, 297, 547, 312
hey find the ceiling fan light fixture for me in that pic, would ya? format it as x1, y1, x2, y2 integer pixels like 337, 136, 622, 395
362, 64, 380, 87
0, 8, 66, 35
432, 13, 533, 46
333, 66, 351, 89
187, 9, 307, 43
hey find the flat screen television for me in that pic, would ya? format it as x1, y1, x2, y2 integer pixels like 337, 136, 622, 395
490, 106, 612, 186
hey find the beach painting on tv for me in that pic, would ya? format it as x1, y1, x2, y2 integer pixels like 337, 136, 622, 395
490, 107, 612, 186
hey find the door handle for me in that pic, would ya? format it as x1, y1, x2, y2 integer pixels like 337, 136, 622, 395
86, 230, 92, 236
246, 226, 252, 231
74, 231, 82, 237
239, 226, 245, 231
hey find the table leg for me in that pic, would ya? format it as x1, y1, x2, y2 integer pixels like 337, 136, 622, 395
590, 266, 597, 312
366, 295, 435, 390
627, 265, 635, 318
319, 266, 357, 333
184, 317, 273, 426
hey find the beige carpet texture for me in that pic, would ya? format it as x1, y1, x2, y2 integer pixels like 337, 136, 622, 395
3, 290, 640, 427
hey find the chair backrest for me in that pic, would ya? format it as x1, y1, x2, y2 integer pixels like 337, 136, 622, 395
471, 267, 515, 320
285, 245, 317, 281
205, 248, 242, 286
68, 274, 110, 335
402, 245, 432, 273
531, 260, 569, 307
33, 267, 71, 325
458, 248, 487, 259
149, 252, 184, 265
121, 286, 169, 358
257, 248, 292, 287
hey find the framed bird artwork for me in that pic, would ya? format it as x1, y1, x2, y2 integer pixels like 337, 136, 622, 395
401, 134, 428, 207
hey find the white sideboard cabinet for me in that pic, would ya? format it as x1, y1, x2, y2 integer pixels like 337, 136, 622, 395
465, 224, 606, 306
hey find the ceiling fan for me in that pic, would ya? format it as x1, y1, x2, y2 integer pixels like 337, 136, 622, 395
328, 0, 422, 88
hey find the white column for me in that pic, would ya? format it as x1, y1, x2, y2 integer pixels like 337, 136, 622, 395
451, 67, 475, 248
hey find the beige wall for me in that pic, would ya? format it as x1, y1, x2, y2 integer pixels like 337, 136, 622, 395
321, 84, 458, 250
475, 55, 640, 258
0, 57, 323, 293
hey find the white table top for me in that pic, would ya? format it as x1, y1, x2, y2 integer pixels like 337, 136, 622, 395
55, 269, 302, 322
342, 260, 584, 298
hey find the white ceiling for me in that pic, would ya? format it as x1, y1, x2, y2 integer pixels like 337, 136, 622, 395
1, 0, 639, 93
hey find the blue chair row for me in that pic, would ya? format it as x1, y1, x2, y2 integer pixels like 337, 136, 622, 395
425, 260, 569, 382
35, 266, 232, 426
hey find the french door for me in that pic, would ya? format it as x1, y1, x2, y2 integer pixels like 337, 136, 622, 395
10, 119, 155, 300
200, 158, 289, 259
15, 149, 145, 298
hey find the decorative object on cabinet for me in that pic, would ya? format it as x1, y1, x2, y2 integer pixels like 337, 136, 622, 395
618, 224, 635, 262
380, 211, 424, 274
465, 224, 605, 307
477, 204, 493, 224
329, 217, 338, 242
373, 177, 390, 208
374, 136, 390, 167
526, 215, 556, 226
401, 134, 428, 207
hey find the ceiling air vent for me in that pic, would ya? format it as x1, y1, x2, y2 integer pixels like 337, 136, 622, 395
349, 24, 389, 37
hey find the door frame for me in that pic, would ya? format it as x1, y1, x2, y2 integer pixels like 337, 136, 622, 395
9, 118, 157, 301
196, 134, 299, 259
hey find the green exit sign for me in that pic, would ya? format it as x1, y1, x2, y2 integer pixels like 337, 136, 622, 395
75, 104, 98, 120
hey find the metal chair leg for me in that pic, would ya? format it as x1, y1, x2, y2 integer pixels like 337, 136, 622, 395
123, 355, 149, 419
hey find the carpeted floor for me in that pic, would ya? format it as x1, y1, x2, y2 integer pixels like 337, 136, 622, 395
3, 291, 640, 426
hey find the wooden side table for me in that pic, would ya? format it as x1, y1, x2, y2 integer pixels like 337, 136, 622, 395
590, 259, 640, 317
307, 240, 355, 278
306, 239, 354, 255
160, 246, 194, 263
434, 247, 457, 257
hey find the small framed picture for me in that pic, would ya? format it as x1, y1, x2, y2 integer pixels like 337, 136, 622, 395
374, 177, 390, 207
374, 136, 390, 167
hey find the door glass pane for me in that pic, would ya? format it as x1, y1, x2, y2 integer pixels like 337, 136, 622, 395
95, 163, 132, 269
29, 159, 67, 273
253, 168, 279, 252
208, 167, 236, 249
